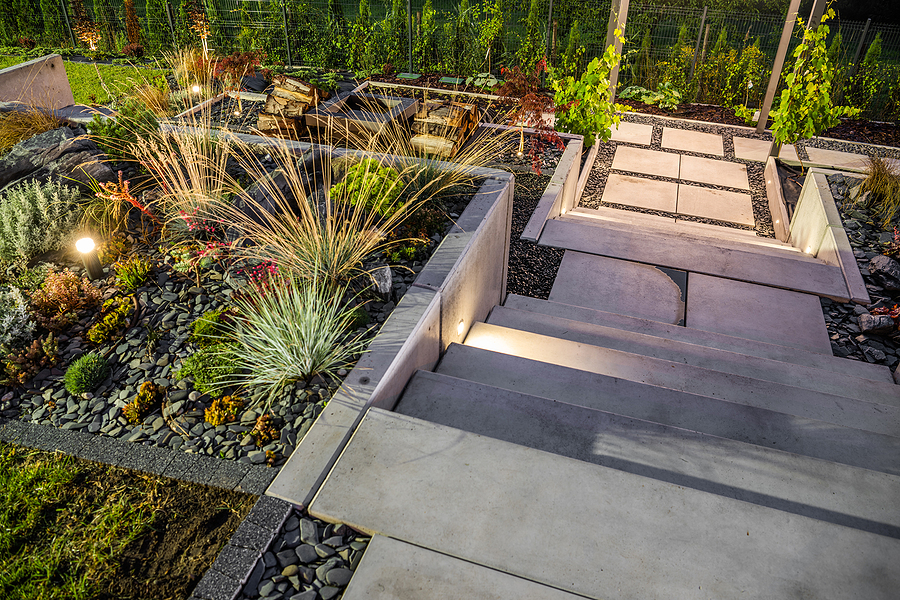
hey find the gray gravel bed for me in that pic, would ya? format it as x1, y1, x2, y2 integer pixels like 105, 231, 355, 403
820, 173, 900, 370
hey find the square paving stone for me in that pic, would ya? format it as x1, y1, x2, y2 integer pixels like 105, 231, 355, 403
211, 544, 261, 582
805, 147, 869, 170
609, 121, 654, 145
117, 443, 176, 475
679, 155, 749, 190
676, 185, 754, 226
0, 419, 30, 444
76, 436, 130, 466
26, 426, 68, 453
246, 495, 292, 529
685, 273, 832, 354
602, 173, 678, 213
611, 146, 680, 178
54, 430, 93, 455
208, 459, 252, 490
237, 465, 277, 496
180, 453, 221, 486
733, 136, 774, 162
191, 570, 242, 600
661, 128, 724, 156
229, 518, 277, 552
549, 252, 686, 325
163, 450, 197, 480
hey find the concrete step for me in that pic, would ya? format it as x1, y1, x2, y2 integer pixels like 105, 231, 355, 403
310, 409, 900, 600
503, 294, 893, 383
464, 323, 900, 432
540, 217, 852, 301
486, 305, 900, 406
436, 344, 900, 474
396, 370, 900, 537
566, 206, 813, 258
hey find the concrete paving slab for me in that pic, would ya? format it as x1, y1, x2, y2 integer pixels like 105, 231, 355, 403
461, 325, 900, 438
679, 155, 750, 189
540, 218, 851, 301
343, 535, 585, 600
661, 127, 724, 156
398, 370, 900, 536
806, 147, 870, 170
439, 342, 900, 457
611, 146, 680, 178
488, 305, 900, 406
733, 136, 773, 162
601, 173, 678, 212
609, 121, 654, 145
549, 252, 685, 324
676, 185, 755, 226
685, 273, 832, 354
780, 144, 799, 162
310, 409, 900, 600
502, 294, 894, 382
569, 205, 676, 228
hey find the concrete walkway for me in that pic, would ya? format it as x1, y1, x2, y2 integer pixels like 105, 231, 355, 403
300, 131, 900, 598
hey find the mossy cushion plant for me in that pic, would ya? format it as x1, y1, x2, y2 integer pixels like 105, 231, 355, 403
64, 352, 111, 395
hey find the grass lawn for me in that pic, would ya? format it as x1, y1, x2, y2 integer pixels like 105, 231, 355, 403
0, 442, 254, 600
0, 55, 168, 105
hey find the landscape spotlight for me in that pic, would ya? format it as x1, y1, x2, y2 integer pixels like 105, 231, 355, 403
76, 237, 103, 280
192, 84, 201, 94
457, 319, 465, 336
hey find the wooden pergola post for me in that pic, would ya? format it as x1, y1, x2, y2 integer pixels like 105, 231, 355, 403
606, 0, 630, 101
756, 0, 802, 135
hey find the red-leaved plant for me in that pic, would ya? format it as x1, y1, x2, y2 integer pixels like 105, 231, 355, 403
29, 270, 101, 331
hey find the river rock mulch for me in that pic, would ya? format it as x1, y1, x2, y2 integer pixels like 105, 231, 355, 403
579, 113, 775, 238
820, 172, 900, 371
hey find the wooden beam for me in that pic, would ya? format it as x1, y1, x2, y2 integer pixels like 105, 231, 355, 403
756, 0, 802, 134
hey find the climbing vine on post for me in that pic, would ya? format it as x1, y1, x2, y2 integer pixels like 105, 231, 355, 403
770, 9, 859, 167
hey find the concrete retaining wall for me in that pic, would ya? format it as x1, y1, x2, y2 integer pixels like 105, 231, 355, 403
0, 54, 74, 109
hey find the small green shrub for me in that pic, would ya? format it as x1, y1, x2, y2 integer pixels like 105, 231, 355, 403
123, 381, 159, 424
88, 98, 158, 162
63, 352, 110, 395
0, 286, 35, 351
176, 343, 239, 398
331, 158, 402, 216
189, 307, 234, 347
86, 296, 133, 345
29, 269, 102, 331
0, 180, 82, 265
113, 255, 152, 291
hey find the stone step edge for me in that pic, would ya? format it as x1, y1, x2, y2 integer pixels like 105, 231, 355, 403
398, 370, 900, 536
502, 294, 893, 383
487, 304, 900, 401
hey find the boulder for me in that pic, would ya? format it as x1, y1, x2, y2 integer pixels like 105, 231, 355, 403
859, 313, 896, 335
0, 125, 115, 195
868, 255, 900, 292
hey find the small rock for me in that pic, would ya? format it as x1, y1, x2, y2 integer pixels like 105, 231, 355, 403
325, 567, 353, 587
295, 544, 318, 563
859, 314, 895, 335
282, 564, 299, 577
299, 519, 318, 545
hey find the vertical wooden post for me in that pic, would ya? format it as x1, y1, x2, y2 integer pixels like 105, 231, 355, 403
700, 24, 710, 62
605, 0, 630, 100
848, 17, 871, 80
407, 0, 413, 72
689, 6, 707, 83
282, 1, 292, 67
60, 0, 78, 49
808, 0, 827, 29
164, 1, 176, 40
755, 0, 801, 134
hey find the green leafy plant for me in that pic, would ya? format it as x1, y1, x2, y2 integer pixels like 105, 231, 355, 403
733, 104, 757, 126
176, 343, 239, 398
770, 10, 860, 167
189, 307, 234, 347
123, 380, 160, 424
551, 30, 627, 147
226, 274, 368, 405
29, 269, 101, 331
465, 73, 500, 90
330, 158, 403, 217
88, 98, 159, 162
113, 256, 152, 292
97, 234, 131, 265
86, 295, 133, 345
205, 394, 243, 426
0, 286, 35, 351
0, 180, 82, 266
64, 351, 110, 395
618, 82, 683, 110
2, 332, 57, 386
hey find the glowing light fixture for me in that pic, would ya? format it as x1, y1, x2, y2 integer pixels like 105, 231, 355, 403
192, 84, 201, 94
76, 237, 103, 280
457, 319, 465, 336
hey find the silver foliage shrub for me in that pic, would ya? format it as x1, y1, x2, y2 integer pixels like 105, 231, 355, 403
0, 286, 35, 351
0, 180, 83, 265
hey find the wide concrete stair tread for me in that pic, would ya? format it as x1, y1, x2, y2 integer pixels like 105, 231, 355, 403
396, 370, 900, 537
462, 324, 900, 436
566, 206, 809, 257
540, 217, 851, 300
503, 294, 893, 383
343, 535, 584, 600
436, 343, 900, 474
310, 409, 900, 600
486, 305, 900, 404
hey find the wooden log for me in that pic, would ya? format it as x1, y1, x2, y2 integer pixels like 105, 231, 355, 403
410, 133, 456, 158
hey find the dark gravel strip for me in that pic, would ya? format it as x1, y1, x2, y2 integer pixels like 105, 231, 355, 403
506, 173, 564, 300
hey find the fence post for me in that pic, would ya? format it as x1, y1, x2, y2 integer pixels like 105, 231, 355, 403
756, 0, 801, 135
164, 1, 176, 41
689, 6, 707, 82
605, 0, 630, 100
545, 0, 554, 66
60, 0, 78, 48
281, 1, 292, 67
407, 0, 413, 72
848, 17, 872, 81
